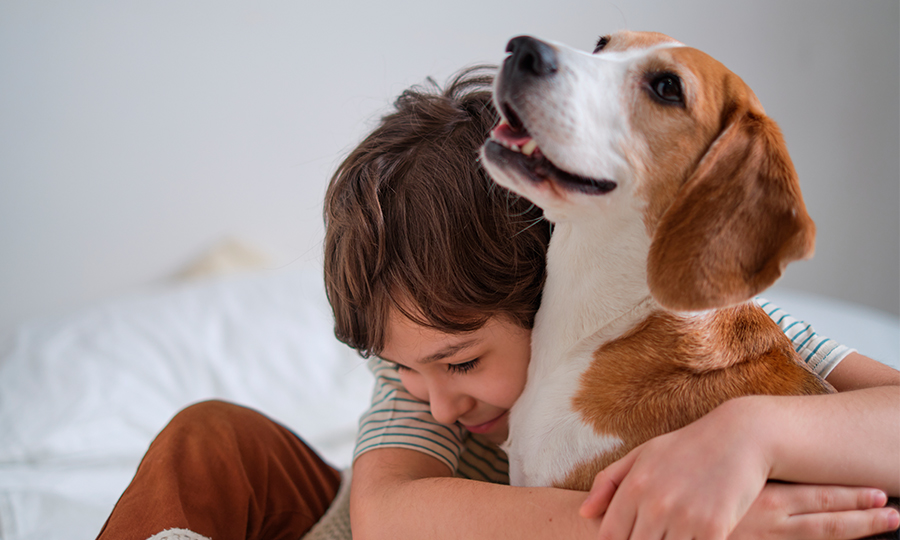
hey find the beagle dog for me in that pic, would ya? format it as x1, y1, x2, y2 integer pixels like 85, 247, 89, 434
481, 30, 833, 490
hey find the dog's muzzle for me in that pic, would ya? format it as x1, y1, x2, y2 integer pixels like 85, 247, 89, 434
485, 35, 618, 196
497, 36, 558, 105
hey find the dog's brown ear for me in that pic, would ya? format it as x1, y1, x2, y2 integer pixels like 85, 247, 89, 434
647, 110, 815, 311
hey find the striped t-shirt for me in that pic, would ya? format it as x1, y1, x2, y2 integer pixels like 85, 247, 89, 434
353, 300, 854, 484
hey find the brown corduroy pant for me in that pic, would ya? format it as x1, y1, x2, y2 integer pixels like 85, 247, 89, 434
96, 400, 342, 540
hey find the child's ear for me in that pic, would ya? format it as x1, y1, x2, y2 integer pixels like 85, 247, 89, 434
647, 110, 815, 311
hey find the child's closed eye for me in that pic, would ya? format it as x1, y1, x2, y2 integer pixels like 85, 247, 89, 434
448, 358, 480, 374
388, 358, 481, 374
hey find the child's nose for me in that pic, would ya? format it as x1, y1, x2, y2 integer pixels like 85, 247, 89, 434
429, 387, 475, 426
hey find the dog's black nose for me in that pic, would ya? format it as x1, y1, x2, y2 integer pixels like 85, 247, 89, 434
505, 36, 558, 78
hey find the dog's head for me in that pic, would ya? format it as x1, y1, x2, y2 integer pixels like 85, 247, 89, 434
481, 30, 815, 311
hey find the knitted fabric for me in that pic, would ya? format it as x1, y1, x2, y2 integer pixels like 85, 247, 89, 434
301, 468, 353, 540
147, 529, 211, 540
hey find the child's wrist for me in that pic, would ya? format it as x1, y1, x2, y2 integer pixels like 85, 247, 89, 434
717, 395, 778, 478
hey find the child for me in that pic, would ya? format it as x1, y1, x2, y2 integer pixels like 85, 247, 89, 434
97, 66, 899, 540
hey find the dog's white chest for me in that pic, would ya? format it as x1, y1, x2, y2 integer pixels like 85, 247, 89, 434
504, 347, 624, 487
502, 218, 656, 488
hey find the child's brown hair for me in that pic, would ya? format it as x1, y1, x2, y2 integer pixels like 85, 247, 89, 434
323, 66, 550, 358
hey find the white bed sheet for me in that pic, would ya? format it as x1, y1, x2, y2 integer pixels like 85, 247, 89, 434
0, 269, 896, 540
0, 268, 373, 540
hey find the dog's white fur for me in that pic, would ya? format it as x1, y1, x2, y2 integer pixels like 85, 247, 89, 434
481, 30, 826, 489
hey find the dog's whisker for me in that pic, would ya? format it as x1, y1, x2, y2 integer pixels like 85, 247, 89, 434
512, 215, 547, 238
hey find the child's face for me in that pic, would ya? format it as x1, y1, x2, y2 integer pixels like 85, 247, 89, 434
379, 308, 531, 445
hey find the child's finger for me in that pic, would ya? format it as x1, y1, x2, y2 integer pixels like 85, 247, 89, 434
769, 483, 888, 515
594, 499, 638, 540
578, 472, 617, 519
784, 507, 900, 540
627, 508, 668, 540
579, 450, 638, 519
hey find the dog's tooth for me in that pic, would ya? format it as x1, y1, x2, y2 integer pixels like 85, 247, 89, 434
521, 139, 538, 156
511, 143, 520, 152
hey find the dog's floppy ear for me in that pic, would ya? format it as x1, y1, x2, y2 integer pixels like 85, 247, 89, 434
647, 109, 815, 311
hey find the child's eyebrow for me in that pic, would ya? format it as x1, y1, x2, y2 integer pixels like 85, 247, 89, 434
380, 338, 479, 366
419, 339, 479, 364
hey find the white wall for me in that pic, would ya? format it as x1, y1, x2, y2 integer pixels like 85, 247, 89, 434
1, 0, 897, 331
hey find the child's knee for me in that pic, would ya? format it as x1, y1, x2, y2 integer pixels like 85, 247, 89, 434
165, 400, 263, 441
160, 400, 307, 468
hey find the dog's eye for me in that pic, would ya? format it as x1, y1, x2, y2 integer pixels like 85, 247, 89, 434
593, 35, 610, 53
650, 74, 684, 104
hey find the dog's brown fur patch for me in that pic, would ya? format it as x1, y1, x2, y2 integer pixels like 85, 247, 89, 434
561, 303, 833, 491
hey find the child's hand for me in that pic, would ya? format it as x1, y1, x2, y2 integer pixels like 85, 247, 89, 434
730, 483, 898, 540
578, 396, 900, 539
580, 398, 772, 539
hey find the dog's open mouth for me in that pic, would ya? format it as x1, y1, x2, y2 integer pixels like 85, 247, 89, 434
485, 105, 617, 195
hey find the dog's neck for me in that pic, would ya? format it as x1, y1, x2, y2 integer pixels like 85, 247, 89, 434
533, 215, 655, 369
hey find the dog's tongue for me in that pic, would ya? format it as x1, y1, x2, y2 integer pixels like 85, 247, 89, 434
492, 122, 533, 147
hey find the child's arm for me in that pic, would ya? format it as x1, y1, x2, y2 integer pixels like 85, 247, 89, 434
350, 448, 599, 540
764, 375, 899, 492
351, 445, 896, 540
581, 353, 899, 540
826, 351, 900, 391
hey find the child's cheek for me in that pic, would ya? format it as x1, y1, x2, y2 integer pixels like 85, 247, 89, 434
488, 374, 525, 409
504, 369, 529, 406
398, 371, 429, 403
